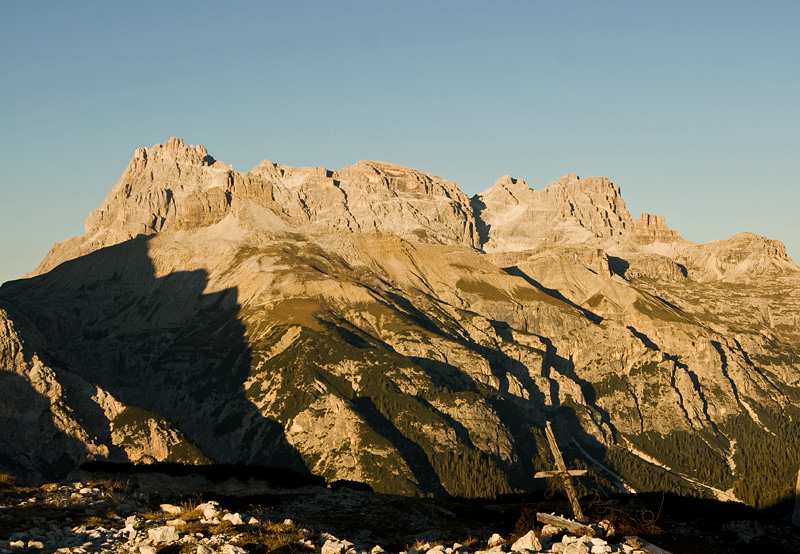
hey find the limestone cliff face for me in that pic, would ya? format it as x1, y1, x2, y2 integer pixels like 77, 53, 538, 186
32, 140, 478, 276
682, 232, 798, 282
634, 213, 679, 240
474, 174, 635, 252
3, 139, 800, 507
0, 301, 203, 484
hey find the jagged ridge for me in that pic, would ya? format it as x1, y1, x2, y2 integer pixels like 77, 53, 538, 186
2, 139, 799, 508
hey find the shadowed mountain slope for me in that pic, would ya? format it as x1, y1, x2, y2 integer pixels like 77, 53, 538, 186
1, 138, 799, 508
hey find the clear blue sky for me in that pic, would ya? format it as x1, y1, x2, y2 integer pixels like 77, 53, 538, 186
2, 1, 798, 284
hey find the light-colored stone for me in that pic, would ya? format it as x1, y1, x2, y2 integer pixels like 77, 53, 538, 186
487, 534, 504, 547
222, 512, 244, 525
563, 540, 590, 554
322, 538, 355, 554
147, 525, 179, 544
510, 530, 541, 552
198, 502, 221, 519
160, 503, 183, 514
541, 525, 561, 536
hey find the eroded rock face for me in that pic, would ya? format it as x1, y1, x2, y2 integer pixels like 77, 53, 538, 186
682, 232, 798, 282
2, 138, 799, 507
474, 174, 635, 252
32, 140, 478, 276
634, 213, 679, 240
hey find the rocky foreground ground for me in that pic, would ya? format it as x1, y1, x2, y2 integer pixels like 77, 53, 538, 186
1, 474, 799, 554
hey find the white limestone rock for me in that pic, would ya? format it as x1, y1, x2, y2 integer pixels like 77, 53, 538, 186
160, 503, 183, 514
487, 534, 504, 547
147, 525, 179, 544
510, 530, 541, 552
222, 512, 245, 525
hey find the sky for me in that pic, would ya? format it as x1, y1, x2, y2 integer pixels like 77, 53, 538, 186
1, 1, 798, 285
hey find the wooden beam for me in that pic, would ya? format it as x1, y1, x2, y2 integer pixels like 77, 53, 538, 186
536, 512, 595, 537
545, 421, 585, 522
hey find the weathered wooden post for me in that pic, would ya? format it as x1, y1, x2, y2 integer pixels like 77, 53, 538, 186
534, 421, 587, 522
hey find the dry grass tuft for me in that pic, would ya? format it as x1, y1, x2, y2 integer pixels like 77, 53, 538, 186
0, 473, 16, 491
83, 515, 107, 528
142, 510, 170, 521
84, 478, 127, 493
179, 493, 204, 512
410, 540, 437, 551
509, 506, 539, 543
176, 507, 204, 522
232, 521, 315, 553
596, 509, 663, 537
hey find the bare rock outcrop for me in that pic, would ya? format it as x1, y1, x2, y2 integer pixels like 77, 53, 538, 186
474, 174, 634, 252
682, 232, 797, 282
3, 138, 800, 507
634, 213, 680, 240
31, 140, 479, 276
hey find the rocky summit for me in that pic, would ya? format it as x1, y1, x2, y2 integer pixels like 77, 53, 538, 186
1, 138, 799, 509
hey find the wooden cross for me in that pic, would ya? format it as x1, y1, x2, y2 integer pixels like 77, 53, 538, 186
534, 421, 587, 522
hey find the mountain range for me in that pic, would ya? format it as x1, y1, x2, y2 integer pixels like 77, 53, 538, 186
1, 137, 798, 508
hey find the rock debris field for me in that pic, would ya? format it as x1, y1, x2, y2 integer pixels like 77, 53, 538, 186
2, 475, 800, 554
0, 478, 658, 554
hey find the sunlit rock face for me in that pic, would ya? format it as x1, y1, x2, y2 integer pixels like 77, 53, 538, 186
2, 138, 799, 508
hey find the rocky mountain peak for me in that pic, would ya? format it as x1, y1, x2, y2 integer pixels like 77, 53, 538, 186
475, 173, 634, 252
478, 175, 531, 207
31, 140, 482, 276
685, 231, 797, 282
134, 137, 215, 167
27, 138, 799, 285
5, 137, 800, 509
634, 213, 680, 240
337, 160, 463, 199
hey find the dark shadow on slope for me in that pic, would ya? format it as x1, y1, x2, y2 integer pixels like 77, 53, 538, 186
653, 294, 682, 313
355, 281, 554, 417
0, 236, 307, 478
325, 320, 376, 350
361, 282, 454, 338
608, 256, 630, 278
408, 357, 479, 393
538, 336, 616, 441
502, 266, 603, 324
627, 326, 661, 351
350, 397, 448, 496
0, 371, 90, 485
334, 285, 607, 492
469, 195, 491, 249
729, 337, 787, 398
412, 396, 478, 451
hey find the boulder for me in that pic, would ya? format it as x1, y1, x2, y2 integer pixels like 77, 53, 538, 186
510, 530, 541, 552
147, 525, 179, 544
222, 512, 245, 525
